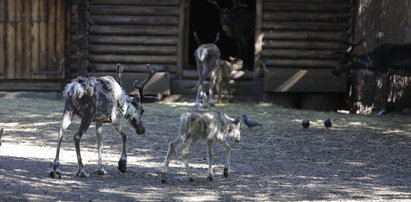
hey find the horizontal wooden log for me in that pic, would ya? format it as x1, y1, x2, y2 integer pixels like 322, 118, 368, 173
263, 12, 351, 22
264, 2, 351, 13
88, 35, 178, 45
88, 44, 177, 55
89, 0, 178, 6
264, 68, 346, 92
263, 31, 347, 41
90, 25, 178, 35
264, 58, 337, 68
181, 70, 253, 81
264, 0, 350, 3
90, 63, 177, 73
89, 54, 177, 64
0, 81, 64, 91
262, 40, 347, 50
261, 49, 340, 59
262, 21, 350, 31
90, 15, 178, 25
89, 5, 179, 16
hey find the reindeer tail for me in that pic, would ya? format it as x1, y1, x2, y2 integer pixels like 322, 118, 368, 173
63, 77, 95, 99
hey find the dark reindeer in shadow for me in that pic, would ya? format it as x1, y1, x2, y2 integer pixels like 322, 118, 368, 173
49, 64, 157, 178
208, 0, 255, 70
331, 41, 411, 115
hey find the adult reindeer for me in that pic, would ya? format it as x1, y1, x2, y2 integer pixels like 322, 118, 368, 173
331, 41, 411, 115
49, 64, 158, 178
208, 0, 255, 70
194, 32, 221, 110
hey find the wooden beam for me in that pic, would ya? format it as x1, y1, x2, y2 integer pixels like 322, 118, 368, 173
90, 15, 178, 25
88, 35, 178, 45
264, 68, 346, 92
89, 0, 178, 6
89, 5, 179, 16
88, 44, 177, 55
90, 25, 178, 35
88, 54, 177, 64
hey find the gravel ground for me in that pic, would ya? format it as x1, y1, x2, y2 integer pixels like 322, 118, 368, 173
0, 93, 410, 201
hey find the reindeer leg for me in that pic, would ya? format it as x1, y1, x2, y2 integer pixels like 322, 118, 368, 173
208, 71, 217, 106
218, 138, 231, 178
207, 139, 214, 181
195, 84, 202, 111
74, 113, 92, 178
161, 135, 184, 183
49, 109, 73, 178
181, 136, 198, 182
113, 123, 127, 173
377, 72, 390, 116
95, 123, 107, 175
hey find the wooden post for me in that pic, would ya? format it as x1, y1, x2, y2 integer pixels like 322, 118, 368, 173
253, 0, 263, 81
176, 0, 187, 79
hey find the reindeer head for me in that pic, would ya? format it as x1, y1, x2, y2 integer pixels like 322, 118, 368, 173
208, 0, 248, 37
117, 64, 158, 135
331, 40, 363, 77
226, 115, 241, 143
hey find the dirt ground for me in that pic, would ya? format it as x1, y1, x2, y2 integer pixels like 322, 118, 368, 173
0, 92, 411, 201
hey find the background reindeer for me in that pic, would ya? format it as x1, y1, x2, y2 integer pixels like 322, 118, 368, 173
49, 64, 157, 178
331, 41, 411, 115
161, 111, 241, 183
194, 32, 221, 110
208, 0, 255, 70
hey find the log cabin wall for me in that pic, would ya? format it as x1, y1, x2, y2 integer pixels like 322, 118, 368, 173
69, 0, 183, 95
257, 0, 354, 110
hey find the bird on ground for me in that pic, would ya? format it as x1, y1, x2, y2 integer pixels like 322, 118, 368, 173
302, 120, 310, 129
324, 118, 332, 129
243, 115, 263, 128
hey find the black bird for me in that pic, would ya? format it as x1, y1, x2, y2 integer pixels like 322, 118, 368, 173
302, 120, 310, 129
324, 118, 332, 129
243, 115, 263, 128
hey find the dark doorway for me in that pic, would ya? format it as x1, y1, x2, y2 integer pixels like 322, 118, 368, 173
188, 0, 255, 70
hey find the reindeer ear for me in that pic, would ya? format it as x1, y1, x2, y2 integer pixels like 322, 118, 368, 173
234, 117, 241, 124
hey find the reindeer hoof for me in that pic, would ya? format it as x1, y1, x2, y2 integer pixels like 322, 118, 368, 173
223, 168, 229, 178
161, 179, 168, 184
118, 159, 127, 173
95, 168, 108, 175
377, 109, 386, 116
207, 176, 214, 181
76, 169, 90, 178
189, 177, 195, 182
49, 169, 61, 179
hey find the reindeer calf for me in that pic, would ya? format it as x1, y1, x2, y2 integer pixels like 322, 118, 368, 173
162, 111, 241, 183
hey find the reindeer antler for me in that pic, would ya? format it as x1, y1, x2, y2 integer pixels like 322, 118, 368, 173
134, 64, 158, 103
213, 32, 220, 44
116, 63, 124, 87
208, 0, 223, 10
193, 32, 202, 46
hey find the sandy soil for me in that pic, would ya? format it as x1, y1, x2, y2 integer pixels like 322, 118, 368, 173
0, 94, 410, 201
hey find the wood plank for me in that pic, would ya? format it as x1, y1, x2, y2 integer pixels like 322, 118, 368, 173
264, 0, 350, 3
88, 35, 178, 45
263, 12, 351, 22
90, 15, 178, 25
89, 54, 177, 64
55, 0, 65, 79
176, 0, 185, 77
0, 80, 64, 91
265, 58, 336, 68
90, 63, 177, 73
262, 21, 350, 31
262, 40, 346, 50
22, 0, 32, 79
263, 31, 347, 41
254, 0, 263, 80
89, 0, 178, 6
88, 44, 177, 55
0, 0, 5, 78
263, 2, 351, 13
89, 25, 178, 35
15, 0, 24, 78
92, 72, 171, 96
264, 68, 346, 92
30, 0, 40, 79
36, 0, 48, 79
6, 0, 16, 79
88, 5, 179, 16
261, 49, 339, 59
47, 0, 57, 78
